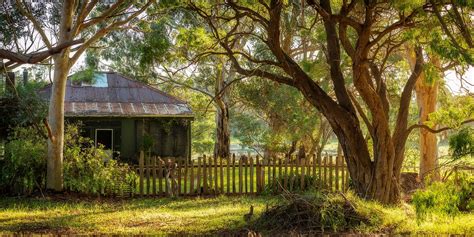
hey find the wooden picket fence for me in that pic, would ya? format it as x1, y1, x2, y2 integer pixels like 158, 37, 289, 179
134, 151, 350, 197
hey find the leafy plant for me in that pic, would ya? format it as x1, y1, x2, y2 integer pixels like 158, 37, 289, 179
0, 124, 137, 196
412, 175, 474, 221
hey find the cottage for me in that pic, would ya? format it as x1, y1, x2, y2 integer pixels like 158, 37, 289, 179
40, 72, 193, 163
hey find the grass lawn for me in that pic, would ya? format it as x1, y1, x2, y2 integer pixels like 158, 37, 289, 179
0, 194, 473, 235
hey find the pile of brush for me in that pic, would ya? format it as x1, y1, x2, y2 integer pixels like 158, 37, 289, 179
254, 191, 369, 233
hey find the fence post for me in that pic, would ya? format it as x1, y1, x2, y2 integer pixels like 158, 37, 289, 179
256, 156, 261, 193
152, 156, 157, 195
220, 157, 224, 194
197, 157, 202, 194
139, 151, 144, 196
250, 156, 254, 194
203, 155, 208, 194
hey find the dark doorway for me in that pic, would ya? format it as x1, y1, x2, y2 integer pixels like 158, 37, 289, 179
95, 129, 113, 150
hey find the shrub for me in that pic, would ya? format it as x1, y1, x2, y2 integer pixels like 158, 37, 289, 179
63, 124, 137, 195
412, 174, 473, 221
0, 124, 137, 196
0, 127, 47, 195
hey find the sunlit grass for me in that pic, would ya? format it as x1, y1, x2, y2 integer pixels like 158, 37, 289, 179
0, 194, 472, 235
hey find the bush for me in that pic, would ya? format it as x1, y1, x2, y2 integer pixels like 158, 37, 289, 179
0, 127, 47, 195
0, 124, 137, 196
63, 124, 137, 195
412, 174, 474, 221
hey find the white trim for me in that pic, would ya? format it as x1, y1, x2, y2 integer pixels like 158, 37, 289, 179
95, 129, 114, 151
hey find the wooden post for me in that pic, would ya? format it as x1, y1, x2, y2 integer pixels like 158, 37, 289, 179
345, 159, 349, 191
261, 157, 265, 191
190, 159, 194, 195
226, 156, 231, 194
184, 159, 188, 195
244, 157, 248, 194
323, 156, 327, 188
152, 156, 157, 195
256, 156, 261, 193
300, 158, 305, 190
317, 154, 322, 187
203, 155, 208, 194
176, 160, 181, 196
197, 157, 202, 194
329, 156, 333, 191
272, 156, 277, 190
232, 154, 236, 193
139, 151, 144, 196
208, 155, 213, 194
220, 157, 224, 194
335, 155, 340, 191
267, 158, 271, 190
278, 158, 282, 192
214, 156, 218, 194
341, 157, 345, 191
284, 157, 289, 191
158, 158, 163, 195
146, 154, 150, 195
289, 157, 294, 191
238, 157, 243, 194
312, 154, 317, 187
250, 156, 254, 193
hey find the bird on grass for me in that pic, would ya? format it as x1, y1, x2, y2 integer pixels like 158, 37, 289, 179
244, 205, 254, 222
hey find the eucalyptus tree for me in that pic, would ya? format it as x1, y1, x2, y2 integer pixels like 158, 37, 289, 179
186, 0, 442, 204
7, 0, 154, 191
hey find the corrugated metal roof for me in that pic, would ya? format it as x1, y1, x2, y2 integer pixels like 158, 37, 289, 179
40, 72, 193, 118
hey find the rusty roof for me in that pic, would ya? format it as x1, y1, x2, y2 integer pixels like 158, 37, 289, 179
40, 72, 193, 118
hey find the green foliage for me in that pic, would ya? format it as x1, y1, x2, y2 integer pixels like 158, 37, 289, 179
449, 127, 474, 159
0, 79, 48, 129
428, 95, 474, 128
412, 175, 474, 221
0, 127, 47, 195
63, 124, 137, 195
0, 124, 136, 196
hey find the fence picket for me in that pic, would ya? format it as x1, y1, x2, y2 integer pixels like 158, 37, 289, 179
152, 156, 157, 195
244, 157, 248, 194
227, 156, 230, 194
323, 156, 327, 188
220, 157, 224, 194
232, 154, 236, 194
139, 151, 144, 196
184, 159, 188, 195
335, 155, 340, 191
300, 158, 305, 190
250, 156, 254, 193
190, 159, 194, 195
158, 158, 163, 195
214, 156, 218, 194
329, 156, 333, 191
238, 158, 243, 194
284, 157, 289, 191
278, 158, 282, 192
256, 156, 261, 192
203, 155, 208, 194
197, 157, 202, 194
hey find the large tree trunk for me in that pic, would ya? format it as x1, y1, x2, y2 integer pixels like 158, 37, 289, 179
46, 55, 70, 191
46, 1, 74, 191
413, 56, 440, 182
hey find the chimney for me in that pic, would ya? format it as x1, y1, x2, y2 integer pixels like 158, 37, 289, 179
6, 72, 15, 95
22, 69, 28, 85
